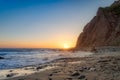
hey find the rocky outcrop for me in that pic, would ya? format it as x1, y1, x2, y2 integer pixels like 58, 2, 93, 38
76, 0, 120, 50
0, 56, 4, 59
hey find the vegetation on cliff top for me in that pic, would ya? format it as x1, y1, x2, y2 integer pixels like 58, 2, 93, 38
104, 1, 120, 16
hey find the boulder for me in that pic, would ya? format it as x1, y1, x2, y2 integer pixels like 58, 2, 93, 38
0, 56, 4, 59
71, 72, 80, 76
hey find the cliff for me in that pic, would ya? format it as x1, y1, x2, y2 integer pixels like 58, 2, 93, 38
76, 1, 120, 50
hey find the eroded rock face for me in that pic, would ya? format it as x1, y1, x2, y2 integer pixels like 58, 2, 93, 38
76, 1, 120, 50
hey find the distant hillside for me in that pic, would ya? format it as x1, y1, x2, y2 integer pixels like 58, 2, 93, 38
76, 0, 120, 50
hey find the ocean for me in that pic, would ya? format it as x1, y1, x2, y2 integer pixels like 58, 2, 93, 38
0, 48, 92, 70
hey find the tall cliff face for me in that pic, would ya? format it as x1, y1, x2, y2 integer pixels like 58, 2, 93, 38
76, 1, 120, 50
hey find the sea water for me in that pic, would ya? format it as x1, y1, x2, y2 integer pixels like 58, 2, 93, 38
0, 48, 93, 70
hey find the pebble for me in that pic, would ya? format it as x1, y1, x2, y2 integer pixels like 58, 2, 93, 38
48, 78, 52, 80
49, 74, 53, 76
78, 75, 86, 79
9, 70, 13, 72
36, 66, 43, 70
6, 73, 16, 77
89, 68, 96, 71
79, 69, 84, 72
71, 72, 80, 76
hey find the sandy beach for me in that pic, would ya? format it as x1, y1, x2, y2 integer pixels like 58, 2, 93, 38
0, 0, 120, 80
0, 51, 119, 80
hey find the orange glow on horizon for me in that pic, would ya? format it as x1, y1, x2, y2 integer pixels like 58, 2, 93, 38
0, 34, 77, 49
0, 41, 76, 49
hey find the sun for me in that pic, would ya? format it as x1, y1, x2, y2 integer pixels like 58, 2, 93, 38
63, 43, 70, 49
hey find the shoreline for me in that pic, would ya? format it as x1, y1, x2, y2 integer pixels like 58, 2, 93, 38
1, 51, 120, 80
0, 51, 93, 80
0, 50, 93, 70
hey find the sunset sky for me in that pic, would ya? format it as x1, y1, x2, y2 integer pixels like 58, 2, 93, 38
0, 0, 114, 48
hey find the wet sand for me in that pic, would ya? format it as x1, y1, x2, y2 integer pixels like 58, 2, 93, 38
2, 52, 120, 80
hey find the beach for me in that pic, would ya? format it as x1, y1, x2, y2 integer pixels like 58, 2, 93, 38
0, 50, 93, 80
0, 51, 119, 80
0, 0, 120, 80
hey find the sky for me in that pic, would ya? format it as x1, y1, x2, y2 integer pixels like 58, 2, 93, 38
0, 0, 114, 48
